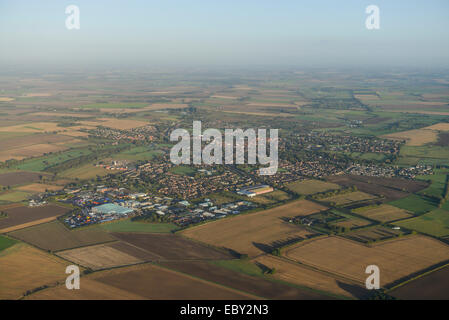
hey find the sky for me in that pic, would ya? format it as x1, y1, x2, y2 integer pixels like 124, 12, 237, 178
1, 0, 448, 70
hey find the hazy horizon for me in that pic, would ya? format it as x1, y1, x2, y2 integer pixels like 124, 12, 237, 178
1, 0, 449, 70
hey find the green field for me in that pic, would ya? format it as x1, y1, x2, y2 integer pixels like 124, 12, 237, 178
286, 179, 341, 195
115, 146, 163, 161
96, 219, 178, 233
169, 166, 196, 176
210, 259, 264, 277
394, 209, 449, 237
389, 194, 438, 215
0, 191, 31, 203
0, 235, 18, 252
79, 103, 148, 109
416, 170, 449, 199
13, 148, 92, 172
398, 145, 449, 166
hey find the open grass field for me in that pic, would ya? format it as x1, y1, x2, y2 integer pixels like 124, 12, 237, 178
13, 148, 92, 172
398, 145, 449, 166
0, 204, 70, 233
8, 220, 114, 251
84, 118, 149, 130
161, 259, 338, 300
0, 234, 17, 251
390, 265, 449, 299
26, 263, 256, 300
352, 204, 413, 223
253, 255, 367, 299
416, 169, 449, 199
96, 219, 178, 233
111, 232, 232, 260
0, 243, 69, 299
393, 209, 449, 237
389, 194, 438, 215
60, 163, 110, 180
114, 146, 163, 161
284, 235, 449, 287
286, 179, 341, 195
168, 165, 196, 176
181, 200, 326, 257
321, 191, 377, 206
0, 191, 31, 203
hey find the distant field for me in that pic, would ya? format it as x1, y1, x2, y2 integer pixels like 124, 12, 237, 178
389, 194, 438, 215
286, 179, 341, 195
60, 163, 110, 180
181, 200, 326, 257
416, 169, 448, 199
0, 191, 31, 203
115, 146, 163, 161
26, 263, 256, 300
383, 128, 438, 146
0, 243, 69, 299
0, 171, 50, 186
393, 209, 449, 237
284, 235, 449, 287
13, 148, 92, 172
352, 204, 413, 223
0, 204, 70, 233
16, 183, 63, 193
398, 145, 449, 166
168, 166, 196, 176
81, 118, 149, 130
8, 220, 114, 251
321, 191, 377, 206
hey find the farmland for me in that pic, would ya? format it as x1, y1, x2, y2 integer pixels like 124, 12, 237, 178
0, 171, 50, 186
320, 191, 377, 206
8, 220, 114, 251
96, 219, 178, 233
389, 194, 439, 215
389, 265, 449, 299
26, 264, 257, 300
286, 179, 341, 195
352, 204, 413, 223
161, 259, 337, 299
284, 235, 449, 287
0, 243, 69, 299
181, 200, 326, 257
393, 209, 449, 237
0, 204, 70, 233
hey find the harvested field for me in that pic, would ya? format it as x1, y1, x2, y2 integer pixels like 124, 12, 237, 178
390, 265, 449, 300
0, 122, 62, 134
286, 179, 341, 195
321, 191, 377, 206
284, 235, 449, 286
27, 264, 256, 300
111, 233, 232, 261
383, 129, 438, 146
352, 204, 413, 223
16, 183, 63, 193
56, 242, 146, 270
424, 123, 449, 131
0, 243, 69, 299
8, 220, 114, 251
253, 255, 367, 299
326, 175, 428, 201
0, 133, 74, 152
0, 171, 51, 186
342, 226, 404, 244
161, 260, 336, 300
181, 200, 325, 257
96, 118, 149, 130
0, 204, 70, 233
0, 143, 68, 161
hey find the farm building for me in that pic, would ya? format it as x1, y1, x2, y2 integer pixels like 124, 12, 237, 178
91, 203, 134, 216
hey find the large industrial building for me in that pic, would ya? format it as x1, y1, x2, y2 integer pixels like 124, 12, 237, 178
237, 185, 274, 197
91, 203, 134, 216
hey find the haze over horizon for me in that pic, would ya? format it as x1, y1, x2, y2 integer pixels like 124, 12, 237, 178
1, 0, 449, 70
